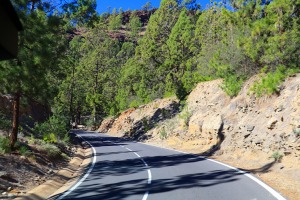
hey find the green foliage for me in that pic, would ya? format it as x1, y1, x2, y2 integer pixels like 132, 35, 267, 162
272, 151, 283, 162
19, 146, 31, 156
250, 66, 287, 97
43, 133, 58, 143
293, 128, 300, 136
160, 127, 167, 140
28, 135, 37, 145
38, 143, 61, 159
179, 107, 192, 127
0, 112, 11, 133
84, 117, 97, 128
34, 115, 68, 143
221, 75, 245, 97
142, 2, 152, 11
129, 11, 142, 41
0, 136, 11, 154
109, 9, 122, 30
163, 8, 195, 100
62, 0, 98, 27
61, 153, 69, 160
142, 118, 151, 132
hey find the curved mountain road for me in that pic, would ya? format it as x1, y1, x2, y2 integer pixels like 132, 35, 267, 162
56, 130, 286, 200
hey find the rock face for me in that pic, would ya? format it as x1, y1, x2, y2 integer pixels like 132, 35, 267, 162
101, 97, 180, 140
97, 117, 115, 133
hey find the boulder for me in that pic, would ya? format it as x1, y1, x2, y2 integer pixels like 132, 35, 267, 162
202, 115, 223, 134
188, 110, 203, 135
98, 117, 115, 133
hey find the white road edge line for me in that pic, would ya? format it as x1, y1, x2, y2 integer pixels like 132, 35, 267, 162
208, 159, 286, 200
138, 142, 286, 200
56, 134, 97, 200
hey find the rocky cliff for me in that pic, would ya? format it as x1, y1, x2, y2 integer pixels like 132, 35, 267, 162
98, 74, 300, 200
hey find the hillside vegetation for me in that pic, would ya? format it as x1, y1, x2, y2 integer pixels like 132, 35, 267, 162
56, 0, 300, 123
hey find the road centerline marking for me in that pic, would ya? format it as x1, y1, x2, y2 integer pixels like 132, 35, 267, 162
147, 169, 152, 184
120, 144, 152, 200
126, 147, 133, 151
134, 152, 141, 157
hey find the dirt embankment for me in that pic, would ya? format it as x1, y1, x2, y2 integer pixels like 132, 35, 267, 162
0, 134, 84, 199
99, 74, 300, 200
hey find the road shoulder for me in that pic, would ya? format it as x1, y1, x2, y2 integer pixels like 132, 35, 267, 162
15, 137, 92, 200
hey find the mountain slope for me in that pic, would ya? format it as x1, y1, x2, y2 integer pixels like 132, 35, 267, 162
98, 73, 300, 200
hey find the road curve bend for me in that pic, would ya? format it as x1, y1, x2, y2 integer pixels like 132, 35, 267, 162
55, 130, 286, 200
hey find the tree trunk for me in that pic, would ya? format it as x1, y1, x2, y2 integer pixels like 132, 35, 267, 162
10, 93, 20, 150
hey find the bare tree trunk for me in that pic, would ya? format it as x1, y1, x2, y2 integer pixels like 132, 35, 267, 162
10, 93, 20, 150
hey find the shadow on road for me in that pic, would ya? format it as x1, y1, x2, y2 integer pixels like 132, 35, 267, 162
51, 132, 249, 200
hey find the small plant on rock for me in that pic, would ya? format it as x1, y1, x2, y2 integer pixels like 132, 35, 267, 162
160, 127, 167, 140
179, 107, 192, 127
272, 151, 283, 162
293, 127, 300, 136
142, 118, 151, 132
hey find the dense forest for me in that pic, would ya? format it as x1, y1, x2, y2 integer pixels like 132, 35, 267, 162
0, 0, 299, 149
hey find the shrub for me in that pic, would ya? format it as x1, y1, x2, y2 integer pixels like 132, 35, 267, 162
28, 135, 36, 145
142, 118, 151, 132
272, 151, 283, 162
34, 114, 68, 143
0, 112, 11, 133
43, 132, 57, 143
0, 136, 10, 154
293, 128, 300, 136
221, 75, 245, 97
84, 117, 97, 128
61, 153, 69, 160
250, 66, 288, 97
39, 143, 61, 159
19, 146, 31, 156
160, 127, 167, 140
179, 107, 192, 127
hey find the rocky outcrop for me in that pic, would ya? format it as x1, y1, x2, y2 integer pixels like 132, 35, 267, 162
219, 75, 300, 157
97, 117, 115, 133
100, 97, 180, 140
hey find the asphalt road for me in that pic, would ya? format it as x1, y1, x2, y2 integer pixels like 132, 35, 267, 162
56, 130, 286, 200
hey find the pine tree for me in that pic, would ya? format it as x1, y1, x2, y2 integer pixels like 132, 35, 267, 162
109, 9, 122, 30
0, 0, 67, 149
62, 0, 98, 27
163, 8, 195, 98
129, 11, 142, 42
119, 0, 180, 105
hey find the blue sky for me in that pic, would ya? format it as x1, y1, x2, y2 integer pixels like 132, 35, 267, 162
96, 0, 213, 14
